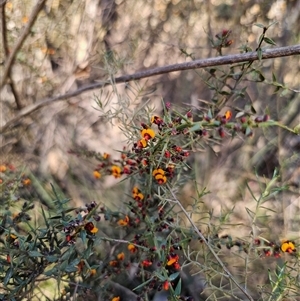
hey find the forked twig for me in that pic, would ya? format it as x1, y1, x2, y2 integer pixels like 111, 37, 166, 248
0, 0, 47, 89
167, 184, 254, 301
1, 3, 22, 109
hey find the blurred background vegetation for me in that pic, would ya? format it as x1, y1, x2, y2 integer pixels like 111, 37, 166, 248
1, 0, 299, 281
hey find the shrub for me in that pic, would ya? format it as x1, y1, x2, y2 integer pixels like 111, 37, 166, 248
0, 25, 299, 301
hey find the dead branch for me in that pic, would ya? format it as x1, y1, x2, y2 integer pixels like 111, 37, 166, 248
1, 3, 22, 109
0, 44, 299, 133
0, 0, 47, 90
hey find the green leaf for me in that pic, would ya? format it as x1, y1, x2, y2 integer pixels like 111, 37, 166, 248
45, 255, 58, 262
174, 278, 182, 295
245, 207, 255, 219
257, 48, 263, 61
169, 272, 179, 281
273, 86, 281, 94
263, 37, 276, 45
133, 277, 154, 291
65, 264, 78, 273
235, 112, 245, 118
44, 267, 58, 276
250, 105, 257, 114
80, 229, 87, 244
254, 23, 265, 28
251, 70, 265, 82
154, 272, 166, 281
293, 124, 300, 134
258, 34, 264, 46
273, 82, 284, 88
28, 251, 43, 257
272, 72, 277, 82
61, 246, 75, 261
189, 123, 201, 133
4, 267, 13, 286
59, 260, 68, 271
41, 206, 49, 228
219, 90, 231, 95
25, 233, 33, 242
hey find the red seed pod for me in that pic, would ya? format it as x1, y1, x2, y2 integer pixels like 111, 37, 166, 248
263, 114, 270, 121
204, 114, 211, 122
218, 127, 225, 138
254, 116, 264, 123
225, 40, 233, 47
186, 111, 193, 119
220, 117, 227, 124
165, 150, 171, 158
240, 116, 247, 123
254, 239, 261, 245
202, 129, 208, 136
165, 102, 171, 110
222, 29, 231, 37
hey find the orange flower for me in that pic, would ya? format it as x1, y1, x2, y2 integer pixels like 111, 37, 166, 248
137, 138, 147, 148
152, 168, 167, 184
132, 187, 139, 194
84, 222, 98, 234
151, 115, 164, 125
117, 252, 125, 260
89, 269, 97, 276
111, 165, 122, 178
281, 241, 296, 253
132, 187, 144, 201
0, 165, 7, 172
224, 110, 232, 120
118, 215, 129, 226
103, 153, 110, 159
93, 170, 101, 179
111, 297, 120, 301
6, 234, 17, 243
141, 128, 155, 140
154, 174, 167, 185
152, 168, 165, 177
166, 254, 179, 266
128, 244, 137, 253
22, 178, 31, 186
109, 260, 118, 267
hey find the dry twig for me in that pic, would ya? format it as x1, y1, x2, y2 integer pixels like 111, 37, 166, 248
0, 0, 47, 90
1, 44, 299, 133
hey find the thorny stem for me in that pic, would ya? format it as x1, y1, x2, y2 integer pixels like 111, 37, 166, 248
167, 184, 255, 301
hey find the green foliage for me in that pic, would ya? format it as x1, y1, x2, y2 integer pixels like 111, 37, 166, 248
1, 23, 299, 301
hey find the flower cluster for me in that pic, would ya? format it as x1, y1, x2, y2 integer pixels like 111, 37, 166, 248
200, 234, 298, 259
63, 201, 99, 245
254, 238, 297, 258
66, 105, 296, 300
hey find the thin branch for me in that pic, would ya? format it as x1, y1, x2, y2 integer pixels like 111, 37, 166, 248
167, 184, 254, 301
0, 0, 47, 90
1, 44, 299, 133
1, 2, 22, 109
